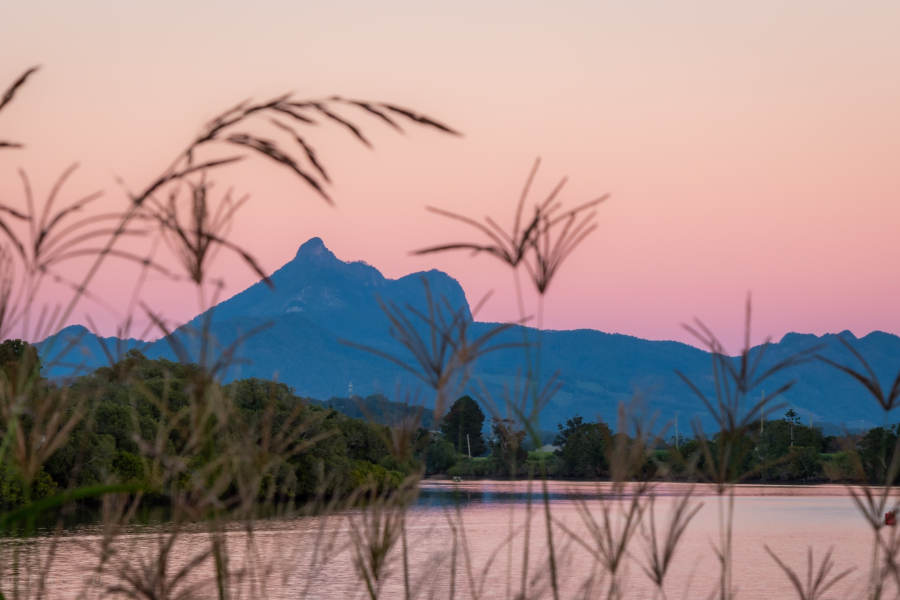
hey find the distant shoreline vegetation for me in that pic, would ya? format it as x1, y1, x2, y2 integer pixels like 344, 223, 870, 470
422, 397, 897, 486
0, 342, 890, 517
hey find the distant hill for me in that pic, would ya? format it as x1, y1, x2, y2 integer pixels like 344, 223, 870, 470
38, 325, 144, 375
316, 394, 435, 430
36, 237, 900, 432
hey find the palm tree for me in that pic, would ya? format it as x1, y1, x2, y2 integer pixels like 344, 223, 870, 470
785, 408, 800, 447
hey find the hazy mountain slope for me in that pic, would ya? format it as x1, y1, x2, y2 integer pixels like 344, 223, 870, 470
37, 325, 145, 378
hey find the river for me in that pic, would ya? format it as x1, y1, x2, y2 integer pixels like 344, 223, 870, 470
0, 481, 889, 599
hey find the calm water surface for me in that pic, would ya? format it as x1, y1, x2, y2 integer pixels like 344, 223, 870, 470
3, 481, 889, 599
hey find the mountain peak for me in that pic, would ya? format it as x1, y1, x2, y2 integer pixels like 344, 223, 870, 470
778, 332, 819, 345
295, 237, 336, 261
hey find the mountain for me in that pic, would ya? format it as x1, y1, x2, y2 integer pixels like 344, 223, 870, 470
36, 237, 900, 432
38, 325, 144, 377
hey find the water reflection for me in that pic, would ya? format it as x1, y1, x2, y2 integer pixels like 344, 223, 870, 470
415, 479, 882, 508
1, 480, 891, 599
416, 482, 575, 507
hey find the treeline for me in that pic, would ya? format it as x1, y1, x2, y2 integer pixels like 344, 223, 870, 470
3, 338, 896, 513
0, 342, 424, 511
425, 397, 898, 484
317, 394, 434, 430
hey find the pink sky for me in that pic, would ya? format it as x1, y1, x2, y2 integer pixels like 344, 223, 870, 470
2, 1, 900, 349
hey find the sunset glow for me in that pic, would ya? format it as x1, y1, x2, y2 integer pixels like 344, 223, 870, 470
3, 0, 900, 348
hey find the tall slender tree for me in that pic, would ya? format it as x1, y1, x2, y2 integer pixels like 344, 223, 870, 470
784, 408, 800, 447
440, 395, 486, 456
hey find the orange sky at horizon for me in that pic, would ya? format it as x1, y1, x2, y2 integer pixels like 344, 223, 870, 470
2, 0, 900, 350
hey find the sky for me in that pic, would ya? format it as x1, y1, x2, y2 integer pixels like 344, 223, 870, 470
2, 0, 899, 349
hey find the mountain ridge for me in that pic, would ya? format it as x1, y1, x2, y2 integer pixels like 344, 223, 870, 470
36, 237, 900, 431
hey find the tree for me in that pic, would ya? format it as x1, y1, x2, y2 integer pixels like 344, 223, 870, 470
554, 415, 610, 478
784, 408, 800, 447
440, 395, 486, 456
0, 339, 41, 396
757, 418, 823, 462
0, 339, 33, 365
858, 425, 899, 483
424, 436, 458, 475
754, 416, 825, 481
771, 446, 821, 481
490, 418, 527, 476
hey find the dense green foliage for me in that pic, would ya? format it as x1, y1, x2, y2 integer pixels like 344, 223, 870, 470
856, 425, 899, 483
488, 418, 528, 476
554, 416, 611, 478
0, 339, 41, 398
439, 395, 486, 456
0, 347, 421, 510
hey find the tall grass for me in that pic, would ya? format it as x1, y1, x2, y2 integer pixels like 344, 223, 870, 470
0, 64, 896, 599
